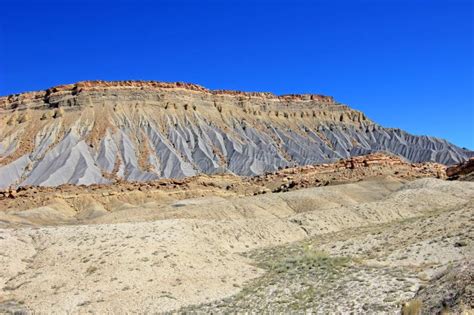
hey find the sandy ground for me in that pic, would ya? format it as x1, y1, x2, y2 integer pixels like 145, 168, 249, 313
0, 177, 473, 313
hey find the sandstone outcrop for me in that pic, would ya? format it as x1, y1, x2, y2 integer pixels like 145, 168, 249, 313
446, 157, 474, 181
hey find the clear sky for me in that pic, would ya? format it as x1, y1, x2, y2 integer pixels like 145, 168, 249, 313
1, 0, 473, 148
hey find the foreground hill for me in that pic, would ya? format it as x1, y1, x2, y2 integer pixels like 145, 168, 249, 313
0, 80, 472, 188
1, 177, 472, 313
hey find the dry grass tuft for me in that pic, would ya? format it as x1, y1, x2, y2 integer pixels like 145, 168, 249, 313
402, 299, 422, 315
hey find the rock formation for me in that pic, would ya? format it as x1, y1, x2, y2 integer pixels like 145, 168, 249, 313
0, 80, 472, 188
0, 152, 446, 217
447, 157, 474, 181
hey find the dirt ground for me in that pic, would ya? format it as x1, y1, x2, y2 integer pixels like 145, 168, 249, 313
0, 177, 473, 314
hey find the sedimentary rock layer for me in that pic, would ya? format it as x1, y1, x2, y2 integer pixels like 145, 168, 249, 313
0, 81, 471, 188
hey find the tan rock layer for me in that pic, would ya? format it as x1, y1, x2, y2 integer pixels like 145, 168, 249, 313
251, 152, 446, 192
0, 80, 335, 110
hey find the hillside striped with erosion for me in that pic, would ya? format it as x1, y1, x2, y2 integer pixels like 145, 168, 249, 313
0, 81, 472, 188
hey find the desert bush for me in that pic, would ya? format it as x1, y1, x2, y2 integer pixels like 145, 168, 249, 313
402, 299, 422, 315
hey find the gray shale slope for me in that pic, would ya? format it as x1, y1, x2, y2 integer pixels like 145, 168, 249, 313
0, 81, 472, 188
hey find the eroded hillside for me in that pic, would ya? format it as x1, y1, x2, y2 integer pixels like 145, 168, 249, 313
0, 153, 446, 226
0, 81, 471, 188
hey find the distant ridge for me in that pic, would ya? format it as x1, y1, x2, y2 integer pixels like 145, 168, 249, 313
0, 80, 472, 188
0, 80, 334, 110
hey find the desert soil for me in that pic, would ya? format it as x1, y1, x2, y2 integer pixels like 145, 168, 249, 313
0, 177, 473, 314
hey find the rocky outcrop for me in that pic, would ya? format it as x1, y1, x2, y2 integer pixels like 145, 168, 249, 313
0, 81, 472, 188
0, 153, 446, 215
251, 153, 446, 193
405, 260, 473, 314
446, 158, 474, 181
0, 80, 335, 110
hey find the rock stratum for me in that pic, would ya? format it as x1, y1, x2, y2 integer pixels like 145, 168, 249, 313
0, 80, 472, 188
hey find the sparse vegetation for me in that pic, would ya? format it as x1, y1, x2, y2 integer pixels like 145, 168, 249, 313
181, 243, 356, 312
402, 299, 422, 315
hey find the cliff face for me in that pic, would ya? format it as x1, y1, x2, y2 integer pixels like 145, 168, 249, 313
0, 80, 335, 109
0, 81, 471, 188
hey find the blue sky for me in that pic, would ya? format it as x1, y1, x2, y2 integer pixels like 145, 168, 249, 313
0, 0, 473, 148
